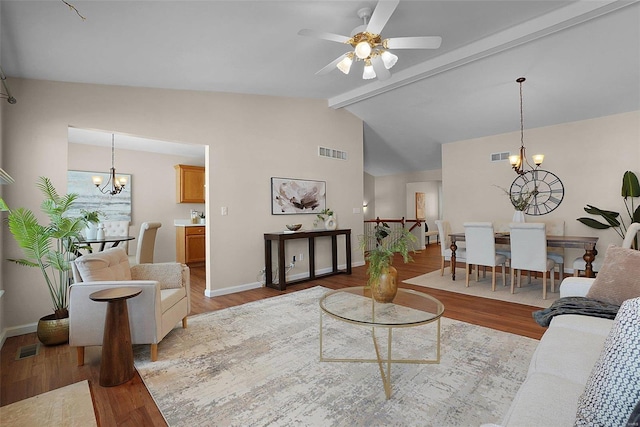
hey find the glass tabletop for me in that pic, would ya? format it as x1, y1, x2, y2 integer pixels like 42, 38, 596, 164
320, 287, 444, 327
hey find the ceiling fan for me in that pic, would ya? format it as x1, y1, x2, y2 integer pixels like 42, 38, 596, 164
298, 0, 442, 81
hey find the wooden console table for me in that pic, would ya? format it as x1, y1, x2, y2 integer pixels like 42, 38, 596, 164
264, 229, 352, 290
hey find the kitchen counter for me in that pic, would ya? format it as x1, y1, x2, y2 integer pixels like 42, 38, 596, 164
174, 219, 206, 227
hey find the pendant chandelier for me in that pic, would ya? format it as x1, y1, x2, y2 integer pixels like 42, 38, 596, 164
92, 134, 127, 195
509, 77, 544, 175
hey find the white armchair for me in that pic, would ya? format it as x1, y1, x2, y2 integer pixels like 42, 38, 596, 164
69, 247, 190, 364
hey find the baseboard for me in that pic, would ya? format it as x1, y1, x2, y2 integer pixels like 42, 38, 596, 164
204, 261, 365, 297
0, 322, 37, 348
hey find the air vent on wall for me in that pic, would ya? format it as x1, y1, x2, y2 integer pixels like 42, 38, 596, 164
490, 152, 511, 162
319, 146, 347, 160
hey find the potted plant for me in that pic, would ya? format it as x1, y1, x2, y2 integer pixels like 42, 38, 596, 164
495, 185, 532, 222
0, 177, 87, 345
313, 208, 334, 229
359, 223, 417, 303
577, 170, 640, 245
81, 208, 103, 239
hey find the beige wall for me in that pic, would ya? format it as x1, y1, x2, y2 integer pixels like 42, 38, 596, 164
0, 96, 5, 344
442, 111, 640, 265
68, 142, 205, 262
374, 169, 443, 219
363, 172, 375, 220
2, 78, 364, 334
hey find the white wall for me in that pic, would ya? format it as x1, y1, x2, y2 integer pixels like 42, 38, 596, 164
363, 172, 375, 220
442, 111, 640, 265
2, 78, 364, 333
68, 142, 205, 262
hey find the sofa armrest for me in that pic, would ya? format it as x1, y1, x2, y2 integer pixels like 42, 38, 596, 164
559, 277, 596, 298
131, 262, 189, 290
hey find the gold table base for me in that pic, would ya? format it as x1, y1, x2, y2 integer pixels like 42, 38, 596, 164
319, 312, 441, 399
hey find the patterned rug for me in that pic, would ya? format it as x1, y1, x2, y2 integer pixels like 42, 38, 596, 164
134, 287, 538, 427
404, 270, 560, 308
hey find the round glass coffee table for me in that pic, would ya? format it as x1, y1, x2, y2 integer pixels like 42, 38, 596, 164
319, 286, 445, 399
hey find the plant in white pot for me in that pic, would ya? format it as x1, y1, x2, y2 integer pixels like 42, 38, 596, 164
0, 177, 87, 345
81, 208, 103, 239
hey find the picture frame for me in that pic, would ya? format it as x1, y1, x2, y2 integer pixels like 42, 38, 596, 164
271, 177, 326, 215
67, 170, 132, 221
415, 192, 426, 220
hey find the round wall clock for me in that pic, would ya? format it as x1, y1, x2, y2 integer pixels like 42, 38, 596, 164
509, 169, 564, 216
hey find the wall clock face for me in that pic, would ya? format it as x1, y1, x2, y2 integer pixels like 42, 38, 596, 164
510, 169, 564, 216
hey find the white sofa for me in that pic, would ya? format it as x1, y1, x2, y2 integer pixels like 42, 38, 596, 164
497, 275, 639, 426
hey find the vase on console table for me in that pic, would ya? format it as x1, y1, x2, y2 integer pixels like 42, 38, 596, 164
324, 215, 338, 230
512, 210, 526, 223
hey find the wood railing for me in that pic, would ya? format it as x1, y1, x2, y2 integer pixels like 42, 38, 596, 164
362, 217, 424, 252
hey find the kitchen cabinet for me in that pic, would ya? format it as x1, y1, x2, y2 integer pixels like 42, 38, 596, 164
175, 164, 205, 203
176, 226, 205, 264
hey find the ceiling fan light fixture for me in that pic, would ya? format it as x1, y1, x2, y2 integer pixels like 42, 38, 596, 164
336, 53, 354, 74
363, 59, 376, 79
355, 41, 372, 59
380, 50, 398, 69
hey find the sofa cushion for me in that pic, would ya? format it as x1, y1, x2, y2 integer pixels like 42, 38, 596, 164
575, 297, 640, 426
586, 245, 640, 305
74, 247, 132, 282
528, 323, 608, 384
548, 314, 612, 337
502, 372, 585, 427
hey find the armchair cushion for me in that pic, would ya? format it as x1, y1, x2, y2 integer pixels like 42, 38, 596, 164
131, 263, 183, 290
586, 245, 640, 305
73, 247, 132, 281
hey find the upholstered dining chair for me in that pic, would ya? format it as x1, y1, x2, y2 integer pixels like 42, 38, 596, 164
544, 220, 565, 280
509, 223, 556, 299
435, 220, 466, 276
69, 247, 190, 363
464, 222, 507, 291
102, 220, 131, 252
572, 222, 640, 276
130, 222, 162, 265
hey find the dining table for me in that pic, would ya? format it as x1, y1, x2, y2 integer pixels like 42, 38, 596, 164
78, 235, 135, 253
448, 232, 599, 280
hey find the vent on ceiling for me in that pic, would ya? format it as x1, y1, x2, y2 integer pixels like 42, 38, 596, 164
319, 146, 347, 161
490, 152, 511, 162
16, 343, 40, 360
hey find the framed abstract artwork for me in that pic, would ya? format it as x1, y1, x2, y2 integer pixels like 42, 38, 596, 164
415, 192, 426, 220
67, 170, 132, 221
271, 177, 326, 215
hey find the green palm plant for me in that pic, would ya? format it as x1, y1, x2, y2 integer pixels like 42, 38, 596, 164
0, 177, 87, 318
577, 171, 640, 240
359, 224, 417, 287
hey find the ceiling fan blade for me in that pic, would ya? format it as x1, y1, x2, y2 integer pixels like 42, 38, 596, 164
366, 0, 400, 35
371, 56, 391, 81
316, 54, 348, 75
298, 29, 350, 44
385, 36, 442, 49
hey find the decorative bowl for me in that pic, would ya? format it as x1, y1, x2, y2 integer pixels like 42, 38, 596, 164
286, 224, 302, 231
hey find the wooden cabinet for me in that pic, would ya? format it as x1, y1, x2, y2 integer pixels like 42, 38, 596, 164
176, 226, 206, 264
175, 164, 205, 203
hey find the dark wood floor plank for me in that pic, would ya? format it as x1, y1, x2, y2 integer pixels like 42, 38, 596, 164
1, 243, 546, 425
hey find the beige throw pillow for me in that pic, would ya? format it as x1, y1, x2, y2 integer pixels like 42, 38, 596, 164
586, 245, 640, 306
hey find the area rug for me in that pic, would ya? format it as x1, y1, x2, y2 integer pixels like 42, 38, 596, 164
0, 380, 97, 427
134, 286, 538, 427
404, 269, 560, 308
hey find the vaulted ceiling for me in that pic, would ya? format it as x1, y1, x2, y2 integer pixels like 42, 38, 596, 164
2, 1, 639, 176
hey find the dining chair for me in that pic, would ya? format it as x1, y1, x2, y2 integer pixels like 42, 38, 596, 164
509, 222, 556, 299
463, 222, 507, 291
435, 220, 466, 276
130, 222, 162, 265
572, 222, 640, 276
545, 220, 565, 280
102, 220, 131, 252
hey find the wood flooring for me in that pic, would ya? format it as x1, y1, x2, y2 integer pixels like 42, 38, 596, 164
0, 244, 547, 426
